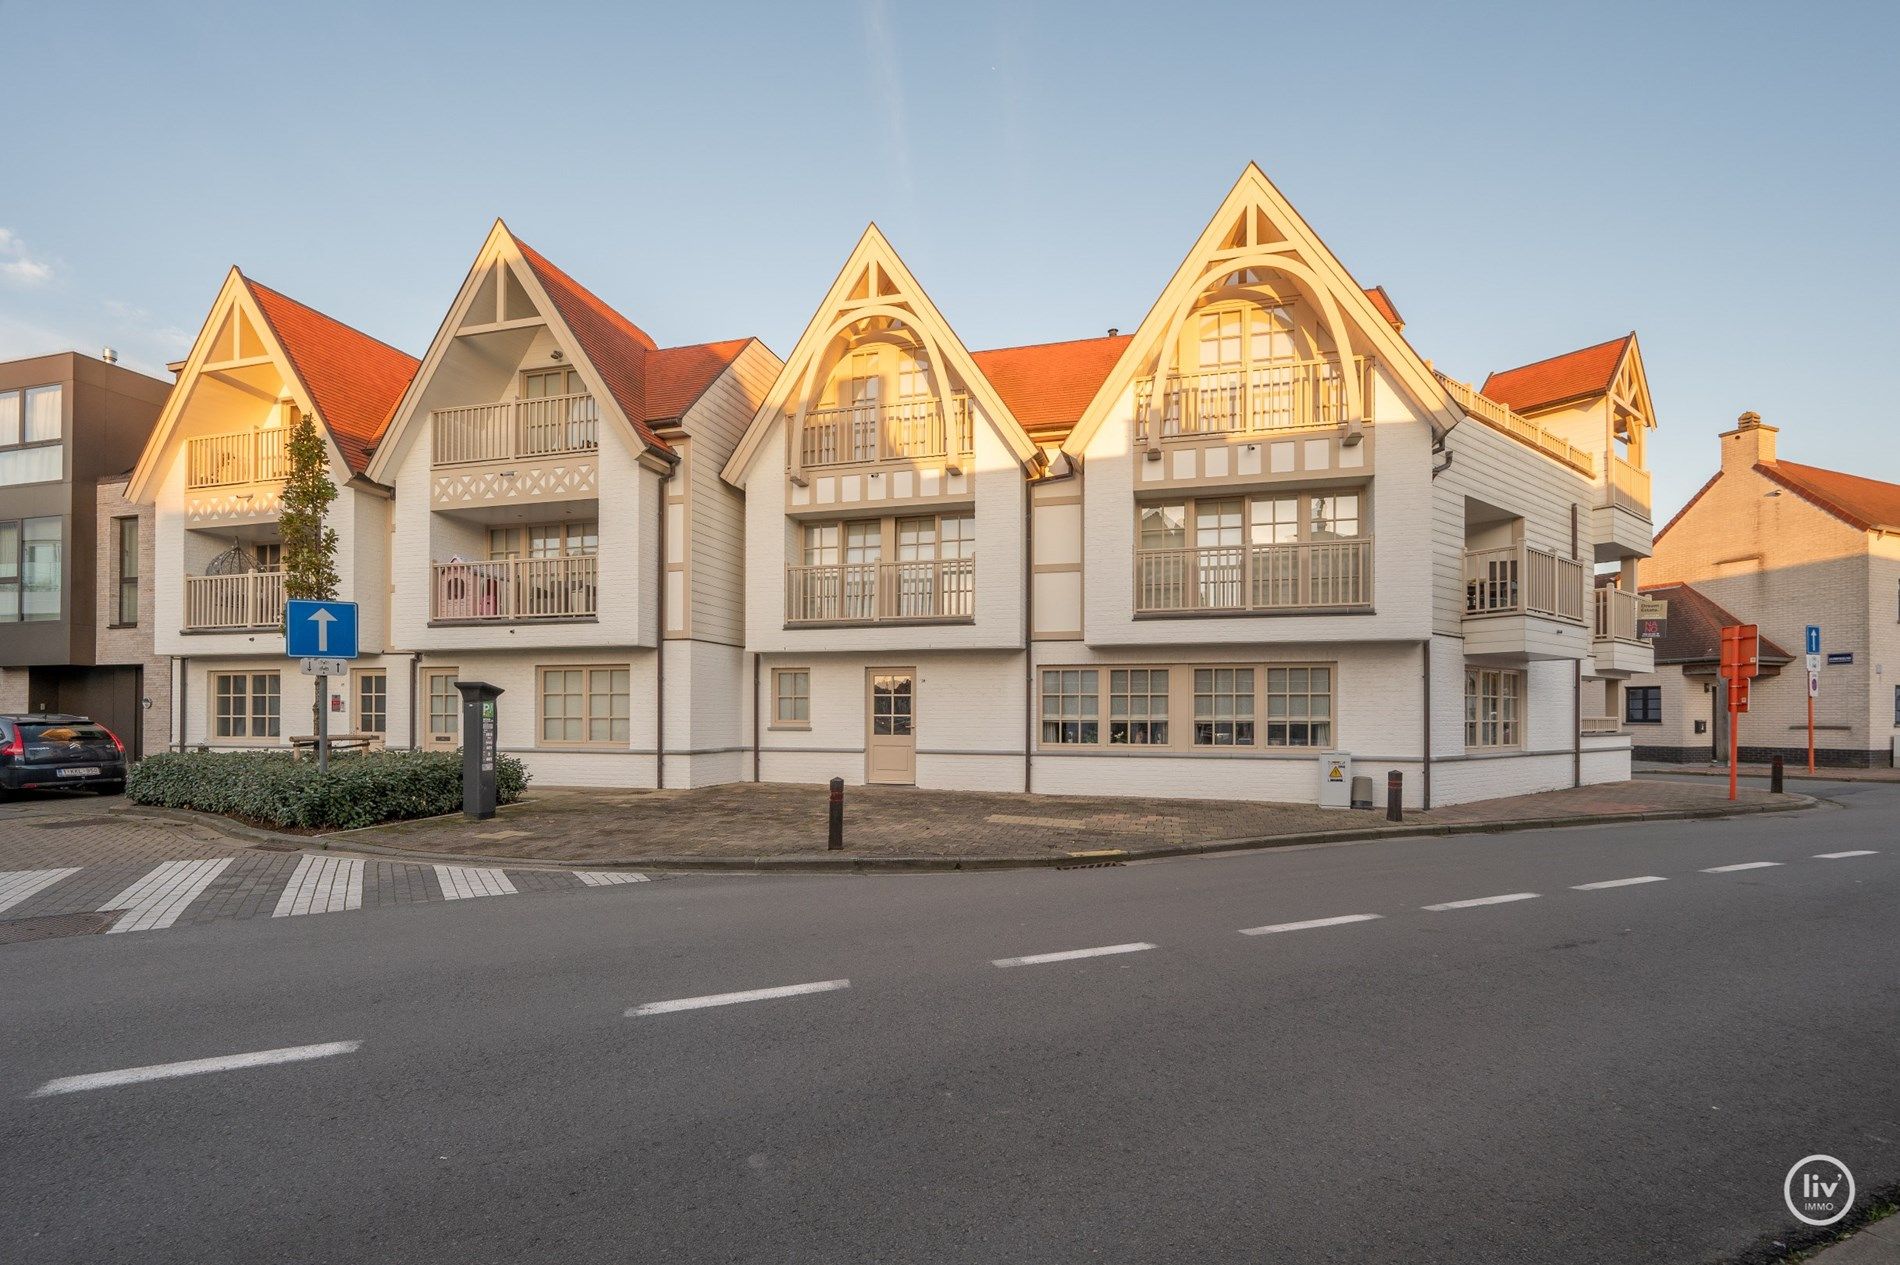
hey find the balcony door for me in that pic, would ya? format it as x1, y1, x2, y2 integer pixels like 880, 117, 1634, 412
865, 668, 916, 785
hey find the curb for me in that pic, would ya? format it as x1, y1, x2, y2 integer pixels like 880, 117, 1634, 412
115, 792, 1817, 875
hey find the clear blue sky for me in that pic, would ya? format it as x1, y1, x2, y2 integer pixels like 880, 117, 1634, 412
3, 0, 1895, 517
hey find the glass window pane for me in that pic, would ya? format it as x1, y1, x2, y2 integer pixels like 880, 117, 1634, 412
22, 517, 60, 621
0, 392, 18, 446
22, 386, 61, 443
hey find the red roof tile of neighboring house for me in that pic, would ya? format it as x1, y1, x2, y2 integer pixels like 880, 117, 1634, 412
969, 334, 1133, 443
242, 277, 418, 475
509, 232, 672, 456
1638, 581, 1793, 667
1481, 334, 1632, 415
644, 339, 755, 426
1753, 459, 1900, 533
1362, 285, 1403, 331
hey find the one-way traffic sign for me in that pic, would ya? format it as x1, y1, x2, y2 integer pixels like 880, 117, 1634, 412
286, 599, 359, 659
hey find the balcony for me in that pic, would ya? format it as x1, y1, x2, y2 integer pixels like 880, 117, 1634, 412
1591, 453, 1654, 561
1580, 715, 1623, 736
1135, 357, 1367, 446
1591, 585, 1654, 676
785, 559, 975, 625
186, 428, 288, 490
1134, 539, 1373, 615
431, 556, 598, 623
432, 393, 600, 465
183, 572, 285, 632
1435, 373, 1597, 477
797, 397, 974, 471
1462, 543, 1590, 662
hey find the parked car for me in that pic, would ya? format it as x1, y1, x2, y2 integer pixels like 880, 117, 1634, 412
0, 714, 128, 796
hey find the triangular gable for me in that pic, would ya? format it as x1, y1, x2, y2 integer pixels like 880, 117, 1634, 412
1482, 334, 1633, 416
1062, 164, 1460, 457
367, 221, 676, 483
1606, 333, 1657, 434
128, 268, 414, 501
721, 225, 1042, 488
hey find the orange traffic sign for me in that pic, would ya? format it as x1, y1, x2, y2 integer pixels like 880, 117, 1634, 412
1720, 624, 1760, 681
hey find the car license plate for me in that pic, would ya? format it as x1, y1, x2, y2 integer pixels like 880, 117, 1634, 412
56, 767, 101, 778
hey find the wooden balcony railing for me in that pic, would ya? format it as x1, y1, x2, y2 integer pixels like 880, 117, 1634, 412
1134, 357, 1367, 444
186, 428, 289, 489
1580, 715, 1623, 736
1463, 544, 1587, 623
1594, 585, 1643, 643
183, 571, 285, 631
797, 397, 974, 469
1134, 538, 1373, 614
784, 558, 975, 624
1606, 454, 1651, 519
431, 393, 600, 466
431, 556, 598, 621
1435, 373, 1597, 477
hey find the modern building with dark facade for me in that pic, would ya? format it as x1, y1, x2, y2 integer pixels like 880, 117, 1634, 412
0, 352, 173, 757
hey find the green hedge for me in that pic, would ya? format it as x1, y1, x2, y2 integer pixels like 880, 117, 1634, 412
126, 748, 528, 831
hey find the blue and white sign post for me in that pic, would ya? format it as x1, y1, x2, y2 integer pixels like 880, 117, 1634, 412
286, 599, 359, 773
1804, 625, 1821, 772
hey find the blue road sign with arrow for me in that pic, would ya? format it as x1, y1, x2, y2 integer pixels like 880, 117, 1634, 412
285, 599, 359, 660
1806, 625, 1821, 655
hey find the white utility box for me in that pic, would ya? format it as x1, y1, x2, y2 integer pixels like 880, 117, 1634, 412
1318, 752, 1353, 809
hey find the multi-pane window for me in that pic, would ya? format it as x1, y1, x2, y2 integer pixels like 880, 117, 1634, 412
0, 385, 63, 487
1308, 494, 1361, 539
870, 673, 913, 736
213, 672, 280, 739
772, 669, 810, 727
1040, 669, 1099, 744
1193, 668, 1254, 746
0, 517, 61, 623
938, 515, 975, 560
356, 671, 388, 734
1139, 504, 1186, 552
427, 671, 460, 743
1264, 667, 1331, 747
251, 541, 283, 572
113, 516, 139, 626
803, 523, 839, 567
1625, 686, 1661, 725
845, 521, 881, 564
489, 522, 598, 560
1141, 495, 1365, 550
898, 355, 930, 399
896, 516, 936, 562
844, 352, 880, 406
1195, 498, 1244, 548
521, 367, 583, 397
1250, 497, 1300, 545
1196, 306, 1294, 370
1108, 669, 1168, 745
1198, 310, 1244, 368
539, 666, 629, 745
1465, 668, 1523, 749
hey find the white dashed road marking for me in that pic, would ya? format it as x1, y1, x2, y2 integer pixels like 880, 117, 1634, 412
1572, 876, 1668, 890
0, 868, 81, 914
28, 1041, 362, 1098
992, 942, 1157, 968
1240, 914, 1382, 936
1814, 851, 1878, 860
574, 871, 650, 887
433, 865, 517, 900
1422, 892, 1540, 912
101, 859, 233, 933
1702, 862, 1782, 873
272, 856, 364, 917
627, 979, 851, 1017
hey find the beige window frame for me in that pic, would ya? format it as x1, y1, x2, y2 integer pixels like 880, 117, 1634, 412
1036, 662, 1337, 753
353, 668, 388, 735
537, 664, 630, 748
1039, 669, 1099, 745
1465, 667, 1523, 749
112, 515, 139, 627
771, 667, 811, 729
423, 668, 460, 748
1138, 492, 1367, 548
521, 367, 583, 398
212, 671, 281, 740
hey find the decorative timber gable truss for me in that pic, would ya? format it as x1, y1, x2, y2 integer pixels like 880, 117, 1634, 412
366, 220, 681, 484
128, 268, 418, 502
721, 224, 1044, 489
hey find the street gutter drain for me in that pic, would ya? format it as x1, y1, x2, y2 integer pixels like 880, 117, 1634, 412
1057, 852, 1128, 871
0, 911, 123, 944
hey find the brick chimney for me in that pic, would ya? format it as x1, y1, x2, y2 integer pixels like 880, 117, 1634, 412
1720, 410, 1777, 474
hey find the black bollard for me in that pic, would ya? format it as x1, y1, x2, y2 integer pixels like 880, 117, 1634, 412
1386, 770, 1403, 822
1770, 754, 1784, 794
827, 777, 845, 849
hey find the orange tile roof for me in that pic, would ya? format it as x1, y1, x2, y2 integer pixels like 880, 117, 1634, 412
969, 334, 1133, 443
1362, 285, 1403, 331
509, 232, 671, 456
1481, 334, 1632, 415
1755, 459, 1900, 533
1638, 581, 1793, 666
242, 277, 418, 475
645, 338, 755, 426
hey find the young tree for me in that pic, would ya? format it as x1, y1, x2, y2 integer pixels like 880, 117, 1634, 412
279, 409, 339, 601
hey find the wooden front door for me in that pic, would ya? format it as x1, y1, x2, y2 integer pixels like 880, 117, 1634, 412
866, 669, 916, 785
423, 669, 460, 750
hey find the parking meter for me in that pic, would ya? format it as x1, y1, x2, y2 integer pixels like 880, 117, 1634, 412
454, 681, 504, 820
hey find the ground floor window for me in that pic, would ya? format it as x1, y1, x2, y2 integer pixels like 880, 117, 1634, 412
1625, 685, 1661, 724
539, 665, 629, 745
355, 670, 388, 734
772, 668, 811, 728
1037, 662, 1334, 751
1465, 667, 1522, 749
213, 672, 280, 739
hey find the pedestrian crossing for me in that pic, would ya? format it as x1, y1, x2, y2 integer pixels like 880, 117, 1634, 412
0, 856, 655, 939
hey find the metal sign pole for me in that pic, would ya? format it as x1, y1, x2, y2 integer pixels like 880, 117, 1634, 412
317, 673, 329, 774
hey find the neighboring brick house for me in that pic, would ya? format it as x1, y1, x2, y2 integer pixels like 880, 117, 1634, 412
94, 473, 171, 757
1622, 580, 1792, 762
1634, 411, 1900, 766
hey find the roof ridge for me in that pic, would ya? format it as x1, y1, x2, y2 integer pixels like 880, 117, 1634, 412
971, 332, 1133, 355
1485, 332, 1632, 382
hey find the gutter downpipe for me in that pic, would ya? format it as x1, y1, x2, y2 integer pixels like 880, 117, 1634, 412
408, 651, 421, 750
752, 652, 761, 783
656, 462, 671, 791
1421, 639, 1432, 810
175, 655, 187, 752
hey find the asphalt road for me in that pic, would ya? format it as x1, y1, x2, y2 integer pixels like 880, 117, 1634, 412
3, 781, 1896, 1264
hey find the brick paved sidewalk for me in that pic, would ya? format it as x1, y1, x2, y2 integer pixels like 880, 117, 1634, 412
314, 778, 1796, 867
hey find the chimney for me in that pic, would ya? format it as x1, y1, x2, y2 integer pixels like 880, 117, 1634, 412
100, 346, 118, 364
1720, 409, 1777, 474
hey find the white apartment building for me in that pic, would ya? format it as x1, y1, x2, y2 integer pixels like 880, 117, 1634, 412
724, 166, 1658, 806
